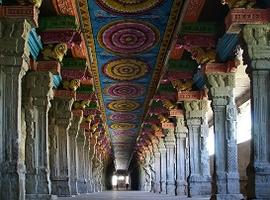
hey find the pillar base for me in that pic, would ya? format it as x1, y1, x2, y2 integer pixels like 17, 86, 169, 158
87, 180, 92, 193
247, 162, 270, 199
211, 194, 244, 200
70, 179, 78, 195
160, 181, 166, 194
51, 177, 71, 197
77, 179, 87, 194
176, 180, 186, 196
188, 175, 211, 197
166, 181, 176, 195
154, 183, 160, 193
26, 194, 58, 200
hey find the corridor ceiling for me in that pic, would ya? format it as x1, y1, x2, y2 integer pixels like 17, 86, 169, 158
79, 0, 185, 170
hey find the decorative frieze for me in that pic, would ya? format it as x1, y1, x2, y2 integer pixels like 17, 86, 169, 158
0, 5, 39, 27
225, 8, 270, 33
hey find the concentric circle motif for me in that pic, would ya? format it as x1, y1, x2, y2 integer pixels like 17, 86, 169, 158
103, 59, 148, 81
96, 0, 164, 15
106, 83, 145, 98
98, 20, 159, 54
110, 123, 136, 131
112, 130, 135, 136
110, 113, 137, 122
107, 100, 140, 112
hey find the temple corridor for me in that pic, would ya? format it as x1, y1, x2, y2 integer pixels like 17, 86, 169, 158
1, 0, 270, 200
58, 191, 208, 200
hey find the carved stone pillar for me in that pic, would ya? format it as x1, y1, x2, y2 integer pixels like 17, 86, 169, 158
89, 134, 98, 192
49, 96, 74, 196
243, 24, 270, 199
0, 18, 32, 200
175, 115, 188, 196
206, 68, 243, 199
184, 99, 211, 197
143, 150, 151, 192
153, 140, 161, 193
84, 131, 90, 193
164, 128, 176, 195
68, 110, 83, 195
158, 138, 167, 194
148, 145, 156, 193
89, 134, 95, 193
24, 71, 56, 200
76, 128, 87, 193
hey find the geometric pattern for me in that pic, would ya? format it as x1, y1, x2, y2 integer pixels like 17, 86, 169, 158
110, 123, 136, 131
107, 100, 140, 112
106, 83, 145, 98
98, 20, 159, 54
103, 58, 149, 81
109, 113, 137, 122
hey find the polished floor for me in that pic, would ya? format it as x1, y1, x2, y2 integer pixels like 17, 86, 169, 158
58, 191, 209, 200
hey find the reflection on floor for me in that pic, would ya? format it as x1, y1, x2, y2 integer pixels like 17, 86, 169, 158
58, 191, 209, 200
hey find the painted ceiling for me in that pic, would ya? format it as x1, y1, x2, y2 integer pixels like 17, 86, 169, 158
85, 0, 184, 169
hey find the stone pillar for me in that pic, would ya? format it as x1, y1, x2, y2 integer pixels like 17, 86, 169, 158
143, 150, 151, 192
68, 110, 83, 195
84, 132, 90, 193
206, 69, 243, 199
76, 128, 87, 193
88, 134, 95, 193
175, 115, 188, 196
24, 71, 56, 200
153, 139, 161, 193
0, 18, 32, 200
184, 99, 211, 197
158, 138, 167, 194
89, 134, 98, 192
243, 24, 270, 199
164, 128, 176, 195
49, 96, 74, 196
148, 145, 156, 193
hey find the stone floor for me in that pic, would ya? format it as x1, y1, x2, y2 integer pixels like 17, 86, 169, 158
58, 191, 210, 200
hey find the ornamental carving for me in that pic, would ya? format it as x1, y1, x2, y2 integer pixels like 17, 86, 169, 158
96, 0, 164, 15
17, 0, 42, 8
98, 20, 159, 54
207, 73, 235, 88
52, 0, 75, 16
184, 100, 208, 112
243, 24, 270, 55
103, 58, 148, 81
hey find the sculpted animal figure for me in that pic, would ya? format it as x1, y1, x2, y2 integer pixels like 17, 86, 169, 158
42, 43, 68, 62
191, 47, 216, 64
171, 79, 193, 91
158, 114, 170, 123
17, 0, 43, 8
221, 0, 256, 9
73, 100, 90, 110
63, 79, 81, 91
161, 99, 176, 110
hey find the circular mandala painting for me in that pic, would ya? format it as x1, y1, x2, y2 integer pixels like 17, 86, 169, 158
110, 123, 136, 131
106, 83, 145, 98
96, 0, 164, 15
103, 58, 148, 81
107, 100, 140, 112
110, 113, 137, 122
98, 20, 159, 54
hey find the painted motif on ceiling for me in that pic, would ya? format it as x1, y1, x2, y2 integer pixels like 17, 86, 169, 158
84, 0, 183, 168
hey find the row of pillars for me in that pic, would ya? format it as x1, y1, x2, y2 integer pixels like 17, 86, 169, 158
138, 23, 270, 200
0, 18, 107, 200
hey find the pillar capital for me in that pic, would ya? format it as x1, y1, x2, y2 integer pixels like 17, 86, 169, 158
243, 24, 270, 61
175, 115, 188, 138
184, 99, 208, 119
0, 18, 32, 67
